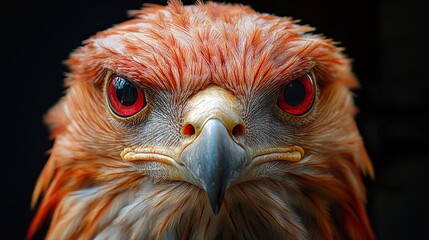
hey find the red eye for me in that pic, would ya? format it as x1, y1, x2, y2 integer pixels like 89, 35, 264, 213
107, 75, 146, 118
278, 73, 315, 116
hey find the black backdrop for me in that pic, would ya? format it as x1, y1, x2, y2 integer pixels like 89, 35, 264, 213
2, 0, 428, 239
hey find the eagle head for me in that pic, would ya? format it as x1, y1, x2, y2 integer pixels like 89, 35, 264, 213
29, 1, 374, 239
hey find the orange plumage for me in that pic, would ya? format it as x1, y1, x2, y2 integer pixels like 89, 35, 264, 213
29, 1, 375, 239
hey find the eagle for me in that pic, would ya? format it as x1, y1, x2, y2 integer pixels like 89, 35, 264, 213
28, 1, 375, 239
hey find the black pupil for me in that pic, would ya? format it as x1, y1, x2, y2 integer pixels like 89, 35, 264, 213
114, 77, 138, 106
284, 79, 306, 106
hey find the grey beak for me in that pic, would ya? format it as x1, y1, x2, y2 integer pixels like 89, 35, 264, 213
180, 119, 246, 214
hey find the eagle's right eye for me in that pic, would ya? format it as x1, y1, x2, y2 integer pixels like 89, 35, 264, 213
107, 75, 146, 118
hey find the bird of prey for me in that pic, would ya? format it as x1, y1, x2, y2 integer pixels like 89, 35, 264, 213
28, 1, 375, 239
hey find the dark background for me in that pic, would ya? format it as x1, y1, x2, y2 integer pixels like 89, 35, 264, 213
1, 0, 428, 239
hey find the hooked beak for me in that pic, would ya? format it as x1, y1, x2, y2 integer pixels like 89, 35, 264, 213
180, 119, 246, 214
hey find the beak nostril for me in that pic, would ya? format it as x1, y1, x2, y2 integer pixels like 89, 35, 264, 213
183, 123, 196, 136
232, 124, 245, 136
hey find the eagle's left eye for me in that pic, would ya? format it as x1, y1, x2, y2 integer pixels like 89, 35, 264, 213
107, 75, 146, 118
278, 72, 315, 116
